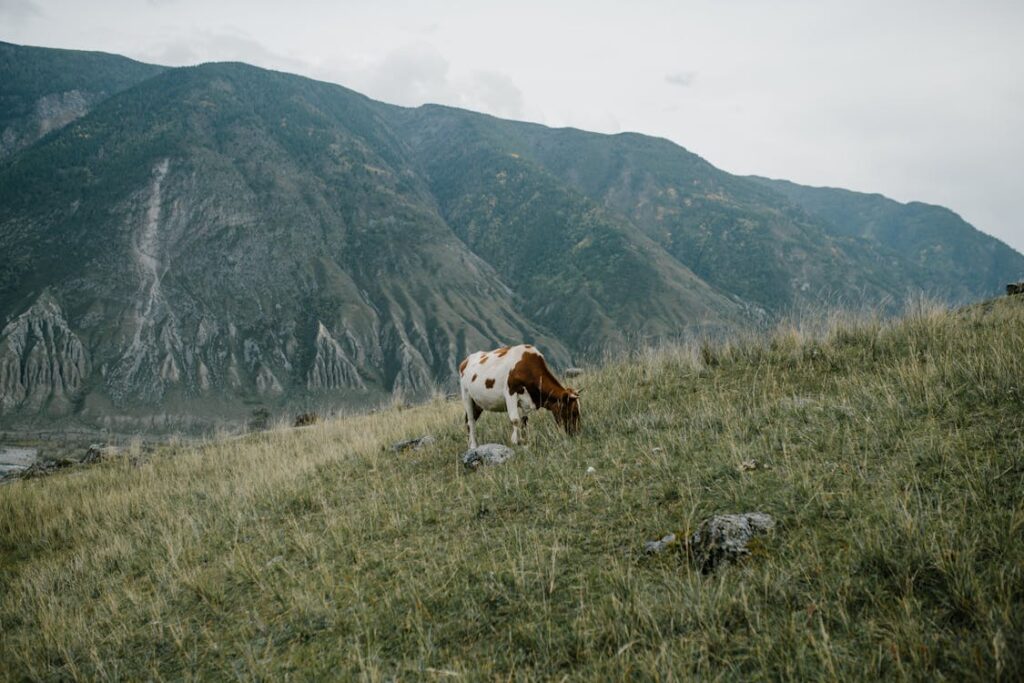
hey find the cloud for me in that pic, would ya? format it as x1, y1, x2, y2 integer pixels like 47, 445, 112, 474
333, 43, 525, 119
463, 71, 525, 119
357, 42, 451, 107
665, 70, 697, 88
140, 28, 309, 73
0, 0, 42, 23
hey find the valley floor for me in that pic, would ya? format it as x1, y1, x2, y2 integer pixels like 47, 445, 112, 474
1, 298, 1022, 680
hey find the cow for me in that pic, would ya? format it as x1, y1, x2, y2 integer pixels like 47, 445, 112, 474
458, 344, 581, 448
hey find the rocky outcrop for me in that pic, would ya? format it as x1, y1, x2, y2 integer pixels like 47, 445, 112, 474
0, 294, 89, 415
35, 90, 92, 137
1, 90, 95, 159
307, 322, 365, 390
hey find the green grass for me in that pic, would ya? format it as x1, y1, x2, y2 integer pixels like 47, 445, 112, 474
2, 298, 1023, 680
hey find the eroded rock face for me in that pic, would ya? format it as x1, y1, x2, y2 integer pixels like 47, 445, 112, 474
0, 294, 89, 415
35, 90, 91, 138
0, 90, 96, 159
308, 322, 365, 390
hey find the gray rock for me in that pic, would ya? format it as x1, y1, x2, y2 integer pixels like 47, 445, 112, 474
390, 435, 436, 453
19, 458, 76, 479
689, 512, 775, 572
564, 367, 584, 378
643, 533, 677, 554
0, 446, 38, 480
83, 444, 123, 464
461, 443, 515, 470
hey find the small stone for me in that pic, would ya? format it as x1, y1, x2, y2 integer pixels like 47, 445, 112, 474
389, 435, 436, 453
586, 466, 596, 474
461, 443, 514, 470
643, 533, 677, 554
651, 447, 664, 454
564, 367, 584, 378
738, 459, 758, 471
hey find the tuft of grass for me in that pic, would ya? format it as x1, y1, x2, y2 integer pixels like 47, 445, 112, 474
1, 298, 1023, 680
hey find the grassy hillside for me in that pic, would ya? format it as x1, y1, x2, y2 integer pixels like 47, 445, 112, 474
2, 297, 1023, 680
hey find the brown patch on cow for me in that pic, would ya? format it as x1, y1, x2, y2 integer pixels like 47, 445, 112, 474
507, 350, 565, 410
458, 358, 468, 376
496, 346, 510, 357
471, 373, 477, 382
485, 378, 495, 388
479, 354, 489, 364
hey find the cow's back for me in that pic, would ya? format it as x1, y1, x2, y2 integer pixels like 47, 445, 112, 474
459, 345, 538, 411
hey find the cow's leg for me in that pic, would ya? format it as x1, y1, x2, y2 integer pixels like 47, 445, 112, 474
463, 391, 480, 449
504, 392, 523, 445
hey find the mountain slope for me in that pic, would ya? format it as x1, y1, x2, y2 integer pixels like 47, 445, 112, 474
752, 177, 1024, 301
1, 41, 1022, 431
447, 118, 939, 313
386, 105, 747, 349
0, 62, 569, 429
0, 41, 165, 160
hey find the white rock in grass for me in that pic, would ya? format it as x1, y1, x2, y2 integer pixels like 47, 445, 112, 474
643, 533, 677, 554
690, 512, 775, 572
586, 466, 596, 474
461, 443, 514, 470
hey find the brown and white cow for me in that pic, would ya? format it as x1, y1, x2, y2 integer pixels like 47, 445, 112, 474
458, 344, 580, 448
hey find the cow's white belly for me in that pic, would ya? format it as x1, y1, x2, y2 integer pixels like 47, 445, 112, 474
469, 385, 508, 411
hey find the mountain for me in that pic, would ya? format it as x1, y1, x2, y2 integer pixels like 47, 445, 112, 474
0, 61, 574, 430
1, 42, 1021, 432
750, 177, 1023, 302
0, 41, 165, 159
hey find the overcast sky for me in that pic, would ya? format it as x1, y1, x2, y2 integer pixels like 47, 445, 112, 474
3, 0, 1022, 252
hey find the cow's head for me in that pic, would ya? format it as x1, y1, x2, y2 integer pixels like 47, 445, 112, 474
552, 389, 581, 435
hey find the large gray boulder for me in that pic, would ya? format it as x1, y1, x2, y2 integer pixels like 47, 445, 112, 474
461, 443, 515, 470
690, 512, 775, 572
